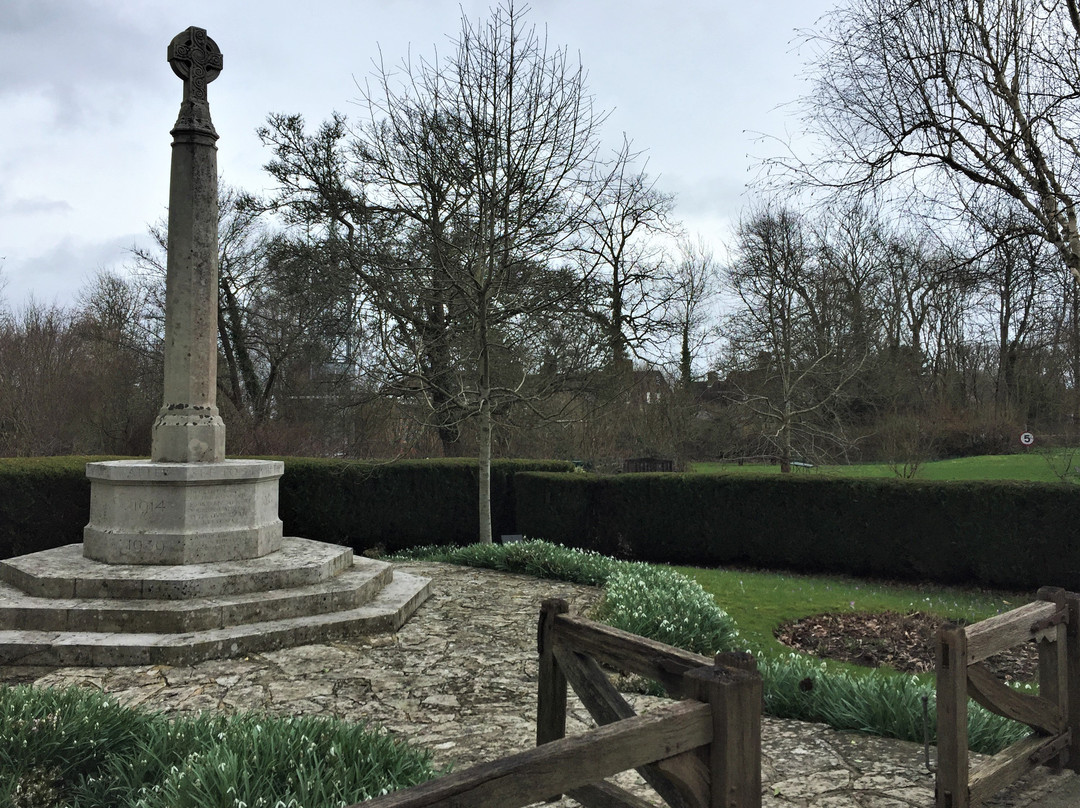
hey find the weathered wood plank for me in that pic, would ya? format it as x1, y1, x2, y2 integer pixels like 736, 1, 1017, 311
537, 599, 569, 748
351, 700, 713, 808
566, 780, 658, 808
1037, 587, 1071, 770
966, 663, 1063, 736
684, 662, 762, 808
553, 644, 703, 808
968, 734, 1055, 807
937, 624, 970, 808
1065, 592, 1080, 772
553, 614, 711, 698
965, 601, 1058, 665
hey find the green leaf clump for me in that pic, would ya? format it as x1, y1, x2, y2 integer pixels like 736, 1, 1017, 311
395, 540, 740, 658
594, 564, 740, 656
0, 685, 435, 808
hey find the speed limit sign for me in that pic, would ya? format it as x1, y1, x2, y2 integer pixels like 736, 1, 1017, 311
1020, 431, 1035, 446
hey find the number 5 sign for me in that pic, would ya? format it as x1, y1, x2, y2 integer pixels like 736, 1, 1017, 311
1020, 431, 1035, 446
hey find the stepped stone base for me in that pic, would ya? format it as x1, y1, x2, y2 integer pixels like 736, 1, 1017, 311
0, 538, 430, 666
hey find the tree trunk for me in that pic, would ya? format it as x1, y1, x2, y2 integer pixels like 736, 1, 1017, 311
680, 325, 692, 390
478, 397, 493, 545
477, 286, 493, 545
1072, 278, 1080, 422
780, 398, 793, 474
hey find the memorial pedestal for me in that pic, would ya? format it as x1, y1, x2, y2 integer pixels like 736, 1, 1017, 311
83, 460, 284, 565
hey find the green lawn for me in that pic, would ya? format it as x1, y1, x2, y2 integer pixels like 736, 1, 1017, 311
689, 451, 1080, 482
675, 563, 1031, 675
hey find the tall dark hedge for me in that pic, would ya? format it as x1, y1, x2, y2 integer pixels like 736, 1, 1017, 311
0, 457, 111, 559
5, 459, 1079, 591
514, 472, 1080, 591
0, 457, 573, 559
274, 458, 573, 552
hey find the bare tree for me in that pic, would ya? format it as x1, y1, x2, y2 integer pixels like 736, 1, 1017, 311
0, 300, 84, 455
579, 138, 680, 364
134, 187, 358, 444
260, 2, 609, 542
781, 0, 1080, 279
725, 204, 868, 471
663, 235, 722, 389
74, 270, 161, 453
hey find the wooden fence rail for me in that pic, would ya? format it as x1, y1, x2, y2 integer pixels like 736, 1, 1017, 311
936, 586, 1080, 808
356, 598, 762, 808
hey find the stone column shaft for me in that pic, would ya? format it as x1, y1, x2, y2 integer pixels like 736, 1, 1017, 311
151, 27, 226, 463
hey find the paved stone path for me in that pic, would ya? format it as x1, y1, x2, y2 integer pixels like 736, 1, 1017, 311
1, 561, 1076, 807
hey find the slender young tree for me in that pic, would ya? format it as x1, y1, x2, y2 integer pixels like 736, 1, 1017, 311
261, 2, 609, 542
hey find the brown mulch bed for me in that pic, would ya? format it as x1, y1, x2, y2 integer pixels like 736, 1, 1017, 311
776, 610, 1040, 683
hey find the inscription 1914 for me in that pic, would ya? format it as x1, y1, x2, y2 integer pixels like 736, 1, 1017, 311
123, 499, 171, 515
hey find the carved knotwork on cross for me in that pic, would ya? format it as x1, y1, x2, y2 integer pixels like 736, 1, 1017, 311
168, 26, 222, 137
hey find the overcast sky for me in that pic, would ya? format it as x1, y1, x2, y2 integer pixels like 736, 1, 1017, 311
0, 0, 836, 309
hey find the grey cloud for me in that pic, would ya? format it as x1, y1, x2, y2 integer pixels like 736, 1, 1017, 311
3, 232, 146, 308
4, 196, 74, 217
0, 0, 162, 128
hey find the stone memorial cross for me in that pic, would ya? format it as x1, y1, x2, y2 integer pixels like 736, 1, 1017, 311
151, 26, 227, 463
0, 25, 429, 666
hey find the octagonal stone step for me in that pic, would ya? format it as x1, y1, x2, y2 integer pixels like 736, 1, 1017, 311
0, 571, 432, 667
0, 558, 393, 634
0, 537, 353, 600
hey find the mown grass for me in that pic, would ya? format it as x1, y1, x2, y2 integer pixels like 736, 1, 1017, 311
675, 564, 1029, 670
689, 452, 1080, 482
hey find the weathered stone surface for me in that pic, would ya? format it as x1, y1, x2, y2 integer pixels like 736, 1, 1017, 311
83, 459, 284, 564
0, 571, 430, 667
5, 562, 1075, 807
0, 557, 391, 633
2, 537, 352, 601
152, 26, 225, 464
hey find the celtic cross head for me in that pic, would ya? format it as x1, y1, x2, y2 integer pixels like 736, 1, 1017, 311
168, 27, 222, 137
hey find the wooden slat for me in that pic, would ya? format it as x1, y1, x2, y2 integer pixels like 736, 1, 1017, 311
1065, 593, 1080, 772
937, 624, 970, 808
552, 644, 636, 725
553, 644, 703, 808
351, 701, 713, 808
1037, 588, 1071, 770
553, 613, 711, 698
567, 780, 658, 808
965, 601, 1058, 665
537, 599, 569, 748
966, 663, 1064, 736
684, 662, 763, 808
968, 734, 1058, 807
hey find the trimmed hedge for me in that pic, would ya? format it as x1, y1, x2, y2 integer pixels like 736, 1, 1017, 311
514, 472, 1080, 591
0, 457, 120, 559
5, 459, 1078, 590
0, 457, 573, 559
275, 458, 572, 552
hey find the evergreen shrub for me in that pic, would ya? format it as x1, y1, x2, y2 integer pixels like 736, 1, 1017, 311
0, 457, 118, 559
514, 472, 1080, 590
275, 458, 572, 553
